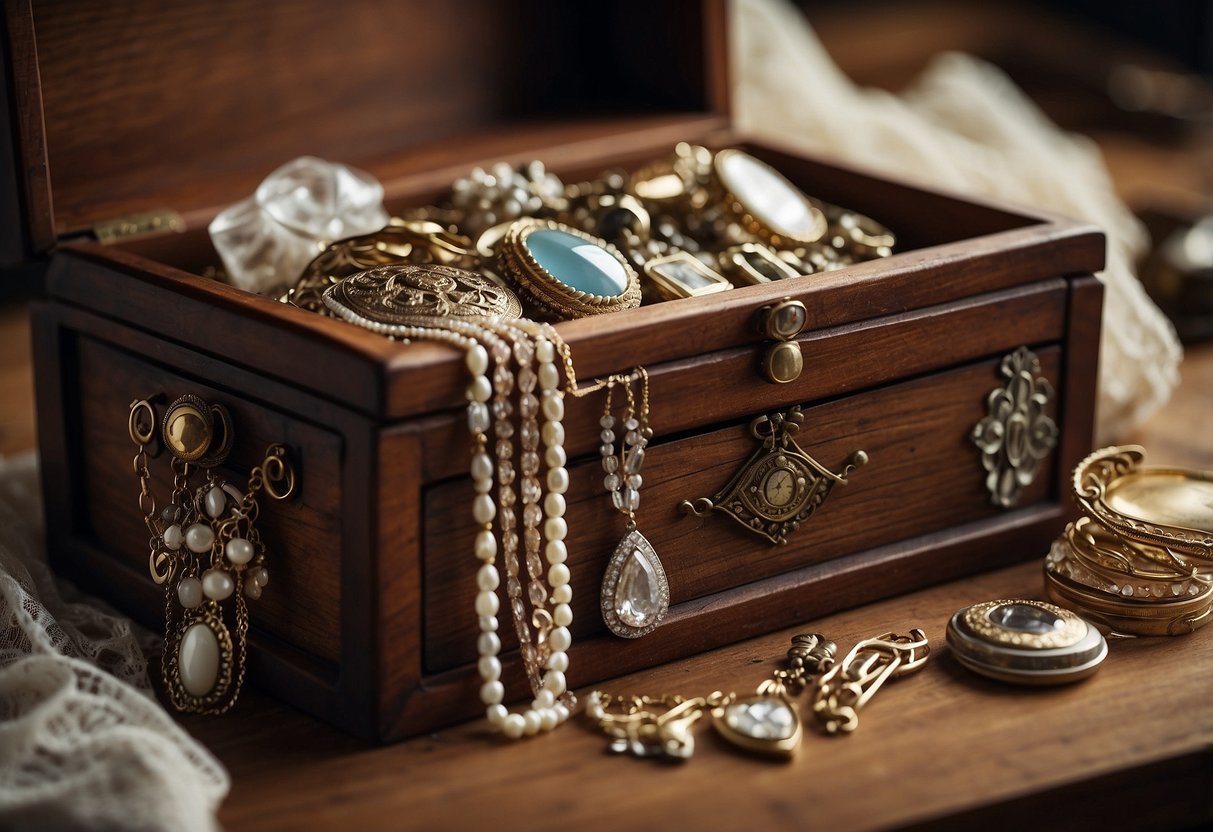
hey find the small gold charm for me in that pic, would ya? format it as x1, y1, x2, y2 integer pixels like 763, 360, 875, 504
809, 629, 929, 735
585, 692, 711, 761
710, 685, 802, 759
680, 407, 867, 545
586, 633, 836, 762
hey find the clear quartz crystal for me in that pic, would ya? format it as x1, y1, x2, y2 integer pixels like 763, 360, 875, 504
615, 549, 661, 628
209, 157, 388, 295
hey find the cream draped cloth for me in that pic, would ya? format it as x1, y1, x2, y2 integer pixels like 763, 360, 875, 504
733, 0, 1181, 442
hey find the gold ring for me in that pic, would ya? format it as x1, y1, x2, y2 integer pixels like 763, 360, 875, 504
128, 399, 156, 445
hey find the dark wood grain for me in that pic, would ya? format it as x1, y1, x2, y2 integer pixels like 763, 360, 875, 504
0, 2, 28, 266
2, 0, 53, 257
10, 0, 720, 236
0, 302, 34, 449
416, 281, 1070, 481
1054, 275, 1104, 511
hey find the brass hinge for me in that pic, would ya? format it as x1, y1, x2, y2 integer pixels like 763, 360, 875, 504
93, 209, 186, 244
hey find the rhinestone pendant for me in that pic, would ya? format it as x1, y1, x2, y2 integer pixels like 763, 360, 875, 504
711, 691, 802, 759
600, 529, 669, 638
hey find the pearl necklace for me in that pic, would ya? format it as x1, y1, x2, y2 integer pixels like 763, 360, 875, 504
323, 295, 575, 738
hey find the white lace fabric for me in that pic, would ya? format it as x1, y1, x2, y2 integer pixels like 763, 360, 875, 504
0, 452, 228, 832
733, 0, 1182, 442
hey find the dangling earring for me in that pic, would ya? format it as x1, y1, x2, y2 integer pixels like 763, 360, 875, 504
599, 368, 669, 638
129, 395, 293, 714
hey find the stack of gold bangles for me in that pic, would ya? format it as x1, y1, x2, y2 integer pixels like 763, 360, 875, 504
1045, 446, 1213, 636
280, 143, 895, 323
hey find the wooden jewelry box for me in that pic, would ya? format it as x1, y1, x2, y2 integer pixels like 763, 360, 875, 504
3, 0, 1104, 741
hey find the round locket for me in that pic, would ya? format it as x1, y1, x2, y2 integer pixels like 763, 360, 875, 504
947, 599, 1107, 685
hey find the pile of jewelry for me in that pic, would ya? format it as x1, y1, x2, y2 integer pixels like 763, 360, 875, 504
282, 143, 895, 321
1045, 445, 1213, 636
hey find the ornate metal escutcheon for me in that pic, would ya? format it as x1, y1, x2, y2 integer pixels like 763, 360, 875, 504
680, 407, 867, 545
970, 346, 1058, 508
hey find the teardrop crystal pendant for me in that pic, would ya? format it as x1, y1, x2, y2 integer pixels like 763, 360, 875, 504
711, 692, 802, 759
600, 529, 669, 638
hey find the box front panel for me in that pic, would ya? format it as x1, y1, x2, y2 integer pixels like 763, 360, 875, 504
422, 347, 1062, 676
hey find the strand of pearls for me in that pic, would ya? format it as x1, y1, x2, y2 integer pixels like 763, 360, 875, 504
476, 320, 573, 736
329, 302, 575, 739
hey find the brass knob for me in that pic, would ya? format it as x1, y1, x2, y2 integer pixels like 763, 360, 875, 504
763, 341, 803, 384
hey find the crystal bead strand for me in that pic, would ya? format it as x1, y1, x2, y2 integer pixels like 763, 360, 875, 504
599, 385, 620, 512
621, 394, 649, 515
501, 327, 546, 705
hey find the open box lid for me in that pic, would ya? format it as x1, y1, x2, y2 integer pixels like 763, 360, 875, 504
1, 0, 730, 265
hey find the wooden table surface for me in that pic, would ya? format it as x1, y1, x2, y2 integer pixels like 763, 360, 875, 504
188, 559, 1213, 832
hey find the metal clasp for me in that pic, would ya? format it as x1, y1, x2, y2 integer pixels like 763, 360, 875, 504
757, 298, 807, 384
